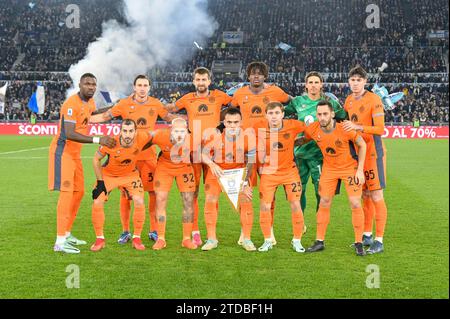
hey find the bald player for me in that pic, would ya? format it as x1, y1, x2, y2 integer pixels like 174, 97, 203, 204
148, 118, 198, 250
165, 67, 232, 246
49, 73, 116, 254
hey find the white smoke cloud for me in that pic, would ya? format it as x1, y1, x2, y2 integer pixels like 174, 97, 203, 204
68, 0, 217, 103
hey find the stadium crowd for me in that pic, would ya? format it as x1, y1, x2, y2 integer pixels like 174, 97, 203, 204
0, 0, 448, 124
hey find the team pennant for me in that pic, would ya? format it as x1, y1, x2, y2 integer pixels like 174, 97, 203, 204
217, 168, 246, 211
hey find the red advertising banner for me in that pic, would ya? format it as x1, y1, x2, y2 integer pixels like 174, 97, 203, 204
0, 123, 168, 136
0, 123, 448, 139
382, 126, 449, 139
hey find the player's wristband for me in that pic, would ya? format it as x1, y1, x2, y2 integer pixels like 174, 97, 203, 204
93, 137, 100, 144
243, 181, 249, 186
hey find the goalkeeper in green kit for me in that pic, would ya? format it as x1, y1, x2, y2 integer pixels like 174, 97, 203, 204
284, 72, 347, 226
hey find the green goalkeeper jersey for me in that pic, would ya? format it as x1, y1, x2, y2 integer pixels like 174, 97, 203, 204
285, 94, 347, 160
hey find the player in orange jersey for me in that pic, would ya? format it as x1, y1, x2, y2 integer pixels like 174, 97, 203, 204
49, 73, 116, 254
90, 75, 179, 244
253, 102, 306, 253
231, 62, 292, 245
343, 65, 388, 254
165, 67, 232, 246
90, 119, 152, 252
301, 100, 368, 256
201, 107, 256, 251
147, 118, 198, 250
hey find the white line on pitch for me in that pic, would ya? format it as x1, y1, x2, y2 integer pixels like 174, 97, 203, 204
0, 146, 49, 155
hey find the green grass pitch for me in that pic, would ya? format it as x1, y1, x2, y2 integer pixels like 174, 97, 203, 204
0, 136, 448, 298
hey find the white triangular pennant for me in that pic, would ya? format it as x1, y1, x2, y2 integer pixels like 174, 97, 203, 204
218, 168, 246, 211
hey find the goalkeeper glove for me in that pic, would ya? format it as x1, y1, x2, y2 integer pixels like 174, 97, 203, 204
92, 180, 107, 200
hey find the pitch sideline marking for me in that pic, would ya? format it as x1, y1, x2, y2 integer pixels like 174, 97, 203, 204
0, 146, 49, 155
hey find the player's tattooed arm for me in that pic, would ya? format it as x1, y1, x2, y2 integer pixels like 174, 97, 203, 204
354, 135, 367, 186
163, 113, 187, 122
64, 121, 116, 147
164, 102, 178, 113
201, 144, 223, 178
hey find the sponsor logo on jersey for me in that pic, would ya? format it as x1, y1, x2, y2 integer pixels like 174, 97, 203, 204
137, 117, 147, 126
198, 104, 208, 112
251, 106, 262, 114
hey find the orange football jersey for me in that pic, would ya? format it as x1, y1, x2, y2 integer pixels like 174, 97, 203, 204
110, 95, 168, 161
50, 94, 96, 159
175, 89, 232, 137
253, 119, 305, 173
304, 122, 360, 171
98, 131, 152, 177
231, 85, 289, 129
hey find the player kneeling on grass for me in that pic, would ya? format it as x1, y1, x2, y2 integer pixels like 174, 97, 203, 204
150, 118, 198, 251
300, 100, 367, 256
91, 119, 151, 252
253, 102, 306, 253
201, 108, 256, 251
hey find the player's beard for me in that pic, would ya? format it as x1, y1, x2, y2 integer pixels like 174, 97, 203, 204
120, 136, 135, 147
196, 86, 208, 94
320, 119, 332, 128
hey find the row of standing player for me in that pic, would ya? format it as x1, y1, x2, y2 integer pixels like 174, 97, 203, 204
48, 62, 387, 255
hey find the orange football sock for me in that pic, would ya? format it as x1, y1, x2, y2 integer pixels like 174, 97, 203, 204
316, 206, 330, 241
192, 196, 199, 232
204, 201, 217, 240
133, 203, 145, 237
240, 202, 254, 239
148, 192, 157, 232
92, 203, 105, 237
120, 194, 131, 232
259, 210, 272, 239
291, 210, 304, 240
56, 191, 73, 237
66, 190, 83, 232
363, 196, 375, 233
352, 207, 364, 243
373, 199, 388, 238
